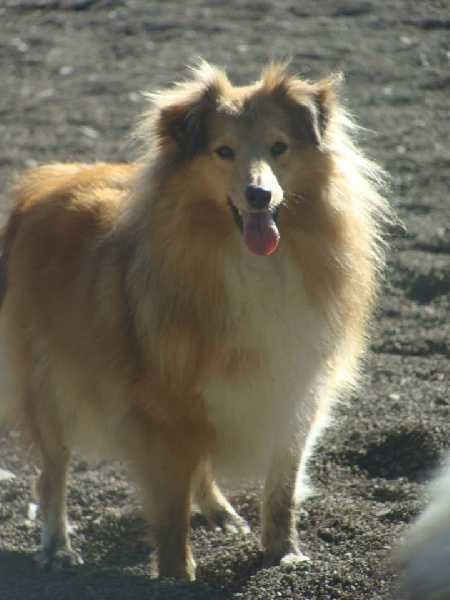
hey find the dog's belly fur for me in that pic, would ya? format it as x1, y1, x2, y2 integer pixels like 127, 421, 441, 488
202, 246, 332, 479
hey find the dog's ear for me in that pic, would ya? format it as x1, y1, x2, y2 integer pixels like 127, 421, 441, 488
264, 65, 341, 147
284, 79, 339, 147
159, 93, 212, 159
152, 64, 229, 159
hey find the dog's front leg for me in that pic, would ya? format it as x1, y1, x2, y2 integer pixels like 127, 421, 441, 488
137, 447, 197, 581
125, 418, 199, 581
153, 480, 196, 581
261, 445, 310, 567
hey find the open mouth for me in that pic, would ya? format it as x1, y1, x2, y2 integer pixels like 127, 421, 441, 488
227, 198, 281, 256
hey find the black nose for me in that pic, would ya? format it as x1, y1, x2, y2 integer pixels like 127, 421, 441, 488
245, 185, 272, 210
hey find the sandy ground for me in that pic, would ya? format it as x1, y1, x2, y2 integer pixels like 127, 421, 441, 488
0, 1, 449, 598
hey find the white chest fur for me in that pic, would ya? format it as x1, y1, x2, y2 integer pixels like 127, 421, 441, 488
201, 245, 331, 479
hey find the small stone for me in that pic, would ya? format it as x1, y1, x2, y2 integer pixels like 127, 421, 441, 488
0, 468, 15, 482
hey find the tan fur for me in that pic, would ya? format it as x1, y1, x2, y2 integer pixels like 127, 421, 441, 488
0, 62, 389, 580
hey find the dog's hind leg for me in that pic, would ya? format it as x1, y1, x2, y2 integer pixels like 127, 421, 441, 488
34, 436, 83, 569
193, 460, 250, 534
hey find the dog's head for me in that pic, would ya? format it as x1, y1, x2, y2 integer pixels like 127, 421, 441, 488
145, 62, 338, 256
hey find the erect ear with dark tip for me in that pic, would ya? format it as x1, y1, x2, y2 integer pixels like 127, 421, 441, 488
294, 102, 323, 146
163, 102, 209, 159
313, 85, 334, 142
284, 79, 337, 147
157, 84, 218, 160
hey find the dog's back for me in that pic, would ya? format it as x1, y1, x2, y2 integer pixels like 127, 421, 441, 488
0, 163, 135, 434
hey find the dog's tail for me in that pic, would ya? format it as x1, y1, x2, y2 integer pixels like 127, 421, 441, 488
0, 254, 6, 309
0, 206, 22, 310
0, 190, 28, 427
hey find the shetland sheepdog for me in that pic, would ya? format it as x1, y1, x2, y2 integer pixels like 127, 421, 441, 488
0, 62, 389, 580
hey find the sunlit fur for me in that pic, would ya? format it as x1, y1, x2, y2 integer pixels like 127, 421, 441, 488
396, 456, 450, 599
0, 62, 390, 580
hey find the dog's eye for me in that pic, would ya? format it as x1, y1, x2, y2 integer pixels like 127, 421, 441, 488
215, 145, 235, 160
270, 142, 288, 157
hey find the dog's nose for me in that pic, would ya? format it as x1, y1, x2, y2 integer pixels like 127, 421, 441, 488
245, 185, 272, 210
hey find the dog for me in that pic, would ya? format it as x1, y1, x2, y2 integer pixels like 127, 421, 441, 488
0, 61, 389, 580
396, 455, 450, 600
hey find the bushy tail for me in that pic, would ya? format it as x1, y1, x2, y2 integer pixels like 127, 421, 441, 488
0, 201, 24, 426
0, 254, 6, 309
0, 176, 32, 310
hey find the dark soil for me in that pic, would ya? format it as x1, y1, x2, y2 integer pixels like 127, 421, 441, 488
0, 1, 449, 598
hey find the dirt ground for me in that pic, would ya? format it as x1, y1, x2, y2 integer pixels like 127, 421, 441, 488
0, 1, 449, 598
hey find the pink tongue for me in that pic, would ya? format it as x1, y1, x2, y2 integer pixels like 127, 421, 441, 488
242, 210, 280, 256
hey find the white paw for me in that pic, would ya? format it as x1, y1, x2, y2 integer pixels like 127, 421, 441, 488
211, 514, 250, 535
36, 547, 84, 571
280, 551, 311, 566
